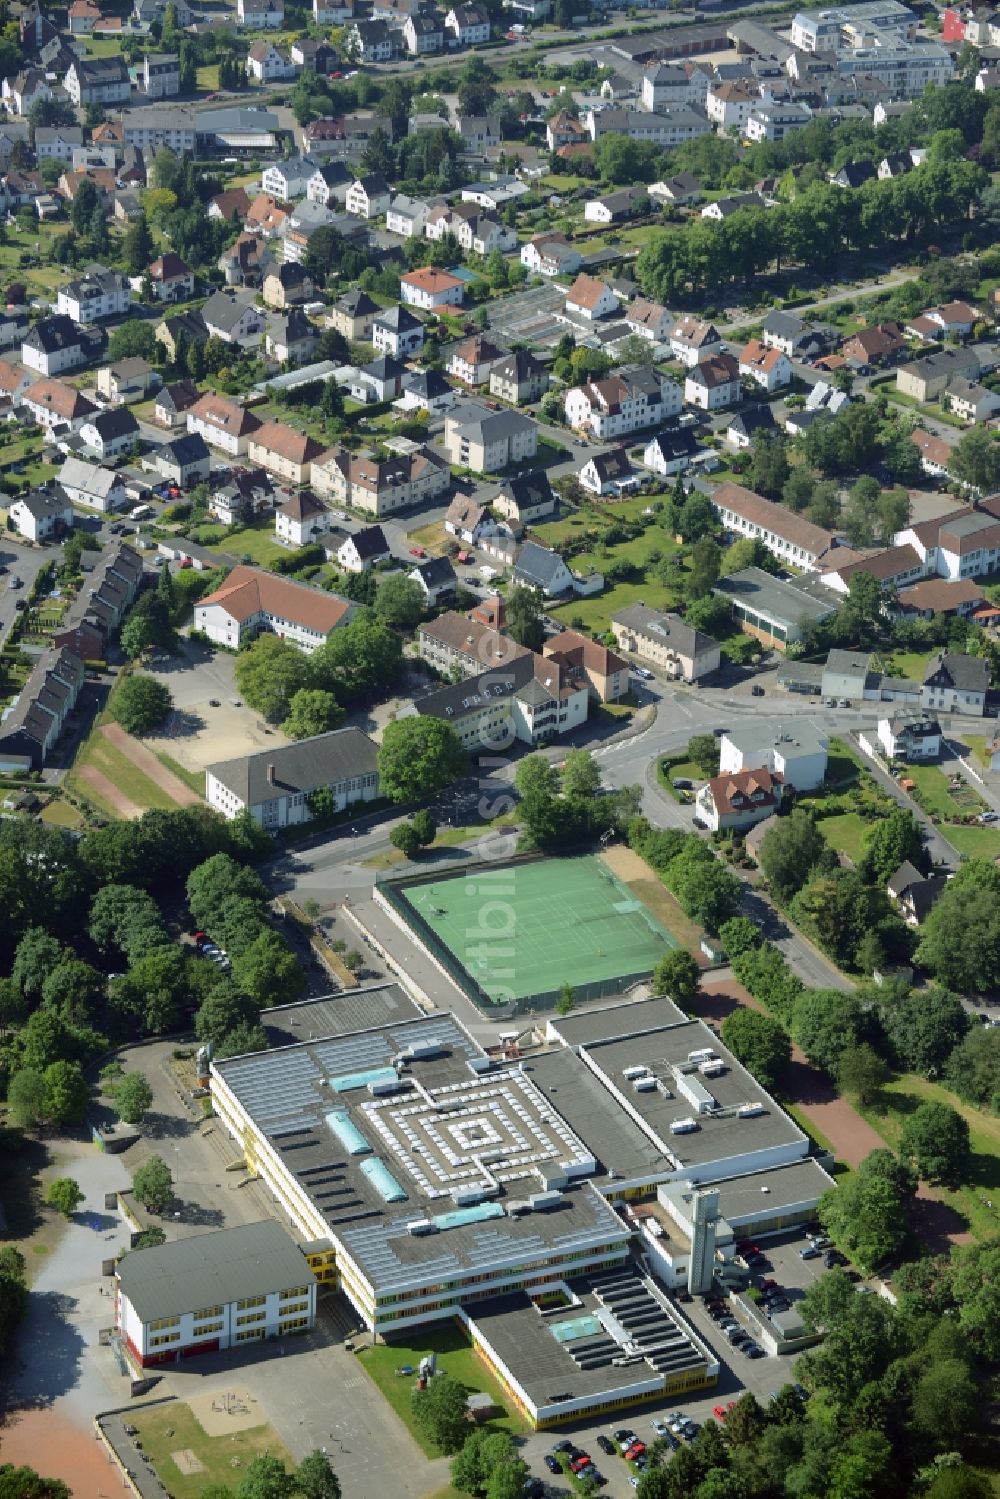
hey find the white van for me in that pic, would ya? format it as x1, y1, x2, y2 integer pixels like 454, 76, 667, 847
130, 504, 153, 521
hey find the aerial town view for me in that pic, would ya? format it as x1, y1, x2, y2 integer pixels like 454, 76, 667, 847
0, 0, 1000, 1492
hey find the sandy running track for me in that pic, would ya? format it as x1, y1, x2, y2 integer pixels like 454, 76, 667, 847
77, 763, 143, 819
0, 1404, 123, 1494
100, 723, 201, 807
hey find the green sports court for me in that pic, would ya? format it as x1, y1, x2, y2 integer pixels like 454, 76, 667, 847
392, 854, 678, 1007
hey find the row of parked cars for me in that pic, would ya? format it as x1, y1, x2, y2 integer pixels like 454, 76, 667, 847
703, 1293, 766, 1359
192, 930, 231, 974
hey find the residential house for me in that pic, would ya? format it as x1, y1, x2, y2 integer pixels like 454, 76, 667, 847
696, 767, 784, 833
97, 358, 157, 407
712, 480, 836, 570
154, 378, 200, 430
448, 336, 506, 388
186, 393, 261, 457
345, 173, 391, 219
491, 471, 556, 530
565, 368, 681, 439
57, 456, 125, 513
400, 649, 589, 751
201, 291, 265, 346
611, 602, 720, 681
685, 353, 742, 410
194, 565, 352, 652
34, 125, 84, 162
887, 860, 947, 926
625, 299, 673, 345
207, 728, 377, 828
248, 422, 324, 486
409, 554, 457, 605
246, 42, 296, 83
745, 101, 813, 142
3, 68, 50, 115
372, 305, 424, 359
542, 629, 630, 704
896, 348, 980, 403
417, 610, 530, 679
719, 722, 828, 792
143, 52, 180, 98
236, 0, 284, 24
344, 19, 393, 61
403, 12, 444, 52
154, 431, 212, 488
144, 252, 194, 304
511, 539, 575, 597
21, 316, 86, 377
520, 233, 582, 278
0, 647, 85, 770
350, 356, 407, 404
909, 427, 953, 479
922, 650, 990, 715
445, 5, 490, 44
306, 160, 352, 207
706, 78, 760, 133
64, 57, 130, 107
489, 349, 548, 405
336, 524, 390, 572
579, 448, 638, 496
328, 288, 380, 340
671, 315, 724, 366
121, 105, 196, 153
877, 712, 943, 761
726, 404, 777, 450
565, 274, 620, 321
642, 427, 699, 475
155, 310, 208, 361
79, 406, 140, 460
895, 577, 985, 619
760, 310, 830, 359
739, 339, 792, 391
584, 187, 649, 224
944, 378, 1000, 424
51, 538, 143, 661
21, 377, 95, 431
906, 300, 980, 341
444, 401, 537, 472
841, 321, 906, 368
444, 495, 502, 546
56, 265, 130, 327
312, 444, 449, 517
9, 489, 73, 542
275, 489, 330, 547
648, 172, 703, 204
265, 308, 318, 365
396, 368, 456, 415
399, 267, 464, 310
263, 263, 314, 311
830, 158, 877, 189
386, 194, 431, 237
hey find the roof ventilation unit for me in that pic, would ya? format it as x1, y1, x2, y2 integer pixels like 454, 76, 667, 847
623, 1065, 650, 1081
670, 1117, 698, 1134
406, 1219, 437, 1236
738, 1102, 765, 1118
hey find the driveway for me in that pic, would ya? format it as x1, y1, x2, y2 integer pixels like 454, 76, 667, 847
0, 540, 54, 650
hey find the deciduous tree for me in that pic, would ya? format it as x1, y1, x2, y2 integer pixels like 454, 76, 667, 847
378, 718, 466, 803
759, 809, 825, 901
111, 1073, 154, 1125
132, 1154, 174, 1213
111, 676, 173, 735
652, 948, 700, 1007
900, 1100, 970, 1186
235, 635, 309, 722
45, 1178, 83, 1218
721, 1009, 791, 1092
282, 688, 344, 741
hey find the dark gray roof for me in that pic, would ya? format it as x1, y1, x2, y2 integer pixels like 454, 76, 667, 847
261, 983, 421, 1046
336, 288, 379, 318
374, 304, 422, 333
491, 348, 543, 382
160, 431, 209, 466
347, 524, 389, 560
513, 539, 568, 588
413, 554, 457, 588
88, 406, 138, 441
116, 1220, 314, 1323
612, 602, 716, 659
24, 314, 80, 354
924, 650, 990, 693
207, 726, 377, 805
494, 471, 555, 511
203, 291, 258, 333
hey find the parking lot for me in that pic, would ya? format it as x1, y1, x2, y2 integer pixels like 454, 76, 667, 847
0, 539, 57, 650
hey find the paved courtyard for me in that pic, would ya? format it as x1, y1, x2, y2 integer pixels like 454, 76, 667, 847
141, 640, 291, 774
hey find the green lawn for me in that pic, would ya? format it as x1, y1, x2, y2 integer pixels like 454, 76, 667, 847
154, 751, 206, 798
357, 1322, 526, 1457
940, 823, 1000, 859
657, 755, 703, 801
818, 811, 868, 862
826, 736, 864, 785
857, 1073, 1000, 1242
66, 727, 181, 818
225, 523, 289, 567
883, 650, 933, 683
196, 63, 220, 89
904, 763, 985, 820
549, 578, 666, 633
39, 797, 85, 829
963, 734, 991, 768
129, 1401, 294, 1499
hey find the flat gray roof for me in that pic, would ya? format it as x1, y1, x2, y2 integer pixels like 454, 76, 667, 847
713, 1158, 836, 1225
116, 1221, 312, 1324
213, 1014, 629, 1296
260, 984, 421, 1046
721, 722, 828, 758
714, 567, 836, 629
582, 1018, 806, 1171
526, 1048, 667, 1184
548, 996, 689, 1048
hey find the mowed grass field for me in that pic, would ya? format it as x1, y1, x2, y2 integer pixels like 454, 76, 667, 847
818, 811, 868, 863
858, 1074, 1000, 1242
66, 726, 181, 817
129, 1402, 294, 1499
357, 1323, 525, 1458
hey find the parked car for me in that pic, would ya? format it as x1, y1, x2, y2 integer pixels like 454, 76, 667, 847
597, 1436, 616, 1455
800, 1245, 821, 1260
544, 1455, 561, 1473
